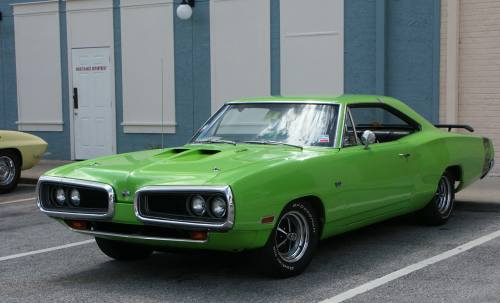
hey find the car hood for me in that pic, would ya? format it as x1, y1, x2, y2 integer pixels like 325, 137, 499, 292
45, 144, 325, 202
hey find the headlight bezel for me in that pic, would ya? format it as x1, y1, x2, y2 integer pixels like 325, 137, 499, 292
37, 176, 115, 220
135, 185, 235, 231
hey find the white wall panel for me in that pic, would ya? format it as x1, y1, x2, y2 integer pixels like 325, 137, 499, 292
13, 1, 63, 131
280, 0, 344, 96
210, 0, 270, 113
120, 0, 176, 133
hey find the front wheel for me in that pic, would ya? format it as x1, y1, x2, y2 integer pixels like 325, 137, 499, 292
95, 237, 153, 261
418, 172, 455, 226
258, 201, 320, 278
0, 150, 21, 194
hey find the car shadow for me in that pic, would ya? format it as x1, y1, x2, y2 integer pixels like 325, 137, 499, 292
44, 210, 487, 302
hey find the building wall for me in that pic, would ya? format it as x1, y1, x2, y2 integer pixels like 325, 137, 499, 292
345, 0, 440, 123
459, 0, 500, 175
440, 0, 500, 175
0, 0, 71, 160
0, 0, 441, 160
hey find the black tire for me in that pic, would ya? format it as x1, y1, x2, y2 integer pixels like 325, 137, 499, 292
258, 201, 320, 278
418, 171, 455, 226
95, 237, 153, 261
0, 150, 21, 194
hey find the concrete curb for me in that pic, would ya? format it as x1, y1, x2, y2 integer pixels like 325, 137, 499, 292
455, 201, 500, 212
19, 178, 38, 186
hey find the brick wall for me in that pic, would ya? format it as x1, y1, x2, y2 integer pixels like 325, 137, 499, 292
459, 0, 500, 175
440, 0, 500, 175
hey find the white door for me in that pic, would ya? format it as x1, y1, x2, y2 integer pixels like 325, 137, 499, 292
72, 48, 114, 160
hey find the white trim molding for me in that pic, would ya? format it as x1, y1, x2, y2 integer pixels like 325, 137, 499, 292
121, 122, 177, 134
11, 0, 59, 15
16, 121, 63, 132
64, 0, 113, 11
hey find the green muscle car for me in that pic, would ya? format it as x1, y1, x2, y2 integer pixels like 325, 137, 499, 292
37, 95, 495, 277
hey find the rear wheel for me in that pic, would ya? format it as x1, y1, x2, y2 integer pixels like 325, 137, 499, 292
258, 201, 320, 278
0, 150, 21, 194
418, 171, 455, 226
95, 237, 153, 261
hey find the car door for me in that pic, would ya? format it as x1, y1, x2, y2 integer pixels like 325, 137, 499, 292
334, 105, 417, 223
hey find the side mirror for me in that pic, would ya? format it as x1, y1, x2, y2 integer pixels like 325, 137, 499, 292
361, 130, 376, 149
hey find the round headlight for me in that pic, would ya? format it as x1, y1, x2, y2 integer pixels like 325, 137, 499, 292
210, 196, 227, 218
70, 189, 81, 206
55, 188, 66, 205
190, 195, 206, 216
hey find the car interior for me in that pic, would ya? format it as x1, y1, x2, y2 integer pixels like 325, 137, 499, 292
343, 104, 421, 146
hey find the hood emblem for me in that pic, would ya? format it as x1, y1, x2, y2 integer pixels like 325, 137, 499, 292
121, 190, 131, 197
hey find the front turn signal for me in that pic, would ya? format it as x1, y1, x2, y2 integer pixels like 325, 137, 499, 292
66, 220, 88, 230
190, 231, 208, 241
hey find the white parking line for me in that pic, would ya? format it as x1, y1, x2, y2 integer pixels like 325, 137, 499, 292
0, 197, 36, 205
0, 240, 95, 262
320, 229, 500, 303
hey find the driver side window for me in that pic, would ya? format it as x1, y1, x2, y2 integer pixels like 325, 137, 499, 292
349, 104, 419, 143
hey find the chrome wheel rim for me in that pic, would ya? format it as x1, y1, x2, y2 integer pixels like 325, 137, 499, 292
275, 210, 310, 263
436, 176, 452, 215
0, 156, 16, 186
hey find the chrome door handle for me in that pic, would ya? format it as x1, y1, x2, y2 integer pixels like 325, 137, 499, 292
398, 153, 411, 158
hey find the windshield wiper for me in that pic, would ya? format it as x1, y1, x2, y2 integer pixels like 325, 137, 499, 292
242, 140, 303, 150
195, 139, 237, 145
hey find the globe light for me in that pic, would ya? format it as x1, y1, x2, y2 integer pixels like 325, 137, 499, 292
176, 2, 193, 20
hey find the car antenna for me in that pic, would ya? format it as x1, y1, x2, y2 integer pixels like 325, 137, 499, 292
161, 58, 165, 149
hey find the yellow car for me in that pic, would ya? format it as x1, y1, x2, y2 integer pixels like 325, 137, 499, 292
0, 131, 47, 193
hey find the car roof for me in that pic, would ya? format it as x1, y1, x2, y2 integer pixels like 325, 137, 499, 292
229, 95, 392, 105
226, 95, 435, 130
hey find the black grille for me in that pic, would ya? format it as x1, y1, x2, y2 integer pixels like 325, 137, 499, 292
39, 182, 110, 213
137, 191, 227, 222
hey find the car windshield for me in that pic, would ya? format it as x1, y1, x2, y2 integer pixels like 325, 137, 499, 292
192, 103, 339, 147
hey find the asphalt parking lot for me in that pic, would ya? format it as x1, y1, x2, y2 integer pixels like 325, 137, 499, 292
1, 185, 500, 303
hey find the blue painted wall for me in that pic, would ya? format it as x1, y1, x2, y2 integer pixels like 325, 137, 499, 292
345, 0, 440, 122
0, 0, 440, 160
270, 0, 280, 96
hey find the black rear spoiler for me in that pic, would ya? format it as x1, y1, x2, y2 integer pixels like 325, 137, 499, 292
434, 124, 474, 132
